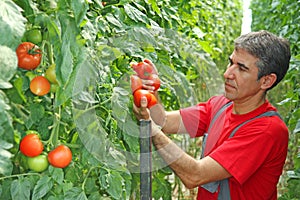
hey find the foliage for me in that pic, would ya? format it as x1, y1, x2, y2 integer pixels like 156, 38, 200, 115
251, 0, 300, 198
0, 0, 242, 199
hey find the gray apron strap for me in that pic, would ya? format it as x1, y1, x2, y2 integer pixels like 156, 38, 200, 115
201, 107, 281, 199
218, 179, 231, 200
201, 102, 232, 159
229, 111, 281, 138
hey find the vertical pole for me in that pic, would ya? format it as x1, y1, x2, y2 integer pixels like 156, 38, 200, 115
139, 119, 152, 200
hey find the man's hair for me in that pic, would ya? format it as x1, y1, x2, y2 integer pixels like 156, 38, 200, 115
234, 30, 291, 90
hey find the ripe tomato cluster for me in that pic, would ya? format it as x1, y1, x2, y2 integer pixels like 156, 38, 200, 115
131, 59, 161, 108
16, 29, 58, 96
19, 131, 72, 172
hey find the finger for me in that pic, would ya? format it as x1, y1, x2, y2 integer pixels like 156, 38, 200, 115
141, 79, 155, 91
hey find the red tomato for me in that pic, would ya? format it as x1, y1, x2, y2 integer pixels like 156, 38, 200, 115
20, 133, 44, 157
131, 59, 161, 91
16, 42, 42, 70
143, 59, 157, 73
30, 76, 51, 96
148, 74, 161, 91
132, 61, 157, 79
133, 89, 157, 108
48, 145, 72, 168
130, 75, 143, 93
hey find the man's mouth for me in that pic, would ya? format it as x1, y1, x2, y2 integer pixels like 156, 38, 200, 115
225, 82, 236, 90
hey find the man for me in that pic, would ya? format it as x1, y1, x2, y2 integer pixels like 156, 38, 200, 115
133, 30, 291, 199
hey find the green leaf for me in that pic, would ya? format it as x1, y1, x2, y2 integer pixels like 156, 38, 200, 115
29, 103, 45, 123
293, 119, 300, 134
111, 87, 130, 123
10, 178, 31, 200
0, 140, 13, 176
106, 13, 123, 28
149, 0, 161, 15
12, 76, 27, 103
64, 187, 88, 200
32, 176, 54, 200
49, 166, 64, 184
0, 45, 17, 89
124, 3, 148, 24
99, 168, 126, 199
70, 0, 88, 26
0, 0, 26, 48
0, 90, 10, 112
0, 106, 14, 144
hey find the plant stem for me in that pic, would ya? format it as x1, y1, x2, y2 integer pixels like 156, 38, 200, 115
0, 173, 40, 181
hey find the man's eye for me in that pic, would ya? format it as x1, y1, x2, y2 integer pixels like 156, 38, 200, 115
239, 66, 247, 71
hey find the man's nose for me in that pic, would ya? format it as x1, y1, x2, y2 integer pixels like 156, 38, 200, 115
223, 65, 235, 79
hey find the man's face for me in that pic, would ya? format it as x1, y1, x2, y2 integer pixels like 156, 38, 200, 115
223, 48, 263, 102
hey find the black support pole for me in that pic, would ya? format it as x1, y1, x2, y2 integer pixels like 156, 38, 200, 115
139, 119, 152, 200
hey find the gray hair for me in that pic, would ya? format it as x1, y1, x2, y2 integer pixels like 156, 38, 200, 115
234, 30, 291, 90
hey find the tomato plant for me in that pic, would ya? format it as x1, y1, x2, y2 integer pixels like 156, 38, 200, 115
45, 63, 58, 84
19, 133, 44, 157
0, 0, 245, 199
27, 154, 49, 172
25, 29, 42, 44
48, 145, 72, 168
133, 89, 157, 108
30, 76, 51, 96
16, 42, 42, 70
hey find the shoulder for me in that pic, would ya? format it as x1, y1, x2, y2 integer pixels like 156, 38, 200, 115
237, 114, 288, 144
180, 95, 231, 119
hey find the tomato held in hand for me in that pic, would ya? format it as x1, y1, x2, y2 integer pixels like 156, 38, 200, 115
27, 154, 49, 172
131, 59, 160, 91
130, 75, 143, 93
148, 74, 161, 91
30, 76, 51, 96
20, 133, 44, 157
16, 42, 42, 70
131, 60, 157, 79
48, 145, 72, 168
133, 89, 157, 108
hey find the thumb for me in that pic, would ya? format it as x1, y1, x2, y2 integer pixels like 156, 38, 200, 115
140, 96, 148, 108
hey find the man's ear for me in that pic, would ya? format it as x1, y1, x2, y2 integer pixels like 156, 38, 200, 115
261, 73, 277, 90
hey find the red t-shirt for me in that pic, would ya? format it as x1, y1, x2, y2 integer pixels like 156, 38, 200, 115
180, 95, 288, 200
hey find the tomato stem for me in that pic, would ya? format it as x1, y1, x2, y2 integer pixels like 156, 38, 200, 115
44, 106, 61, 148
27, 46, 42, 55
62, 143, 81, 149
0, 172, 41, 181
46, 42, 55, 65
42, 31, 55, 65
81, 166, 98, 191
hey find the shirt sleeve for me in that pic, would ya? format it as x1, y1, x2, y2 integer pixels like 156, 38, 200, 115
179, 95, 229, 138
180, 103, 209, 137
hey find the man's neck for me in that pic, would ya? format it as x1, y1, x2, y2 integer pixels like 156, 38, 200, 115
232, 95, 266, 114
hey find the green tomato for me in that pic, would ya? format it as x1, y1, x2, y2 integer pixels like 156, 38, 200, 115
45, 64, 58, 84
50, 84, 58, 93
25, 29, 43, 44
27, 154, 49, 172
